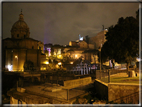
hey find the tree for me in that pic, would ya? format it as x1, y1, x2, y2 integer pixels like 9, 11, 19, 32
23, 60, 34, 71
101, 12, 139, 71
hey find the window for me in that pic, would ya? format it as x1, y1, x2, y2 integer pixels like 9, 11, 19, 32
17, 34, 19, 37
32, 46, 34, 49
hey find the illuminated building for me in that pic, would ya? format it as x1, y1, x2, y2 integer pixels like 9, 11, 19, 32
2, 10, 45, 71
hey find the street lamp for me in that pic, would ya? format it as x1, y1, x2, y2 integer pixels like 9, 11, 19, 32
58, 62, 62, 69
70, 61, 73, 64
46, 61, 49, 65
15, 56, 18, 58
45, 61, 49, 70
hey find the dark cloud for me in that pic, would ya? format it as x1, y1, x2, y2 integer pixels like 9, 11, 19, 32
2, 2, 139, 45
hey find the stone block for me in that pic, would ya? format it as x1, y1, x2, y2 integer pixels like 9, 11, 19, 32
17, 87, 26, 93
128, 70, 136, 77
63, 77, 92, 89
43, 86, 63, 92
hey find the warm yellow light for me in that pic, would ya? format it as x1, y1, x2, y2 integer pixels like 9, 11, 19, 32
15, 56, 18, 58
57, 54, 63, 59
75, 54, 78, 58
46, 61, 49, 64
49, 53, 51, 56
58, 62, 62, 65
8, 65, 12, 71
70, 62, 73, 64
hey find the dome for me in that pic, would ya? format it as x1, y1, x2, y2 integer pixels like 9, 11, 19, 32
12, 20, 29, 30
11, 10, 30, 39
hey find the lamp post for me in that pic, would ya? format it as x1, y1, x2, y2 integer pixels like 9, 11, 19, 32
98, 47, 101, 71
46, 61, 49, 71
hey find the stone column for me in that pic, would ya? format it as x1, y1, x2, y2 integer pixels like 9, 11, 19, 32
108, 70, 111, 83
67, 89, 69, 101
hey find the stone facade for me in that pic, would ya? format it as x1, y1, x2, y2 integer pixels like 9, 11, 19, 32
2, 11, 44, 71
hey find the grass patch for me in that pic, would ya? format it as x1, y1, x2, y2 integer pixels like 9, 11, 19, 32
101, 76, 140, 84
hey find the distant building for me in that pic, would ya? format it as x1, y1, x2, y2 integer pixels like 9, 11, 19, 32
83, 49, 99, 64
44, 43, 53, 57
69, 34, 94, 49
2, 11, 45, 71
44, 44, 64, 58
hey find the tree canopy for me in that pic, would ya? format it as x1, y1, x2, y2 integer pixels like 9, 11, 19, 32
101, 11, 139, 69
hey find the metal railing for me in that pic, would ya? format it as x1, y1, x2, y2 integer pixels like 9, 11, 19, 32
96, 69, 127, 83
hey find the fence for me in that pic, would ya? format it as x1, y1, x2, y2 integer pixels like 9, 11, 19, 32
67, 69, 96, 75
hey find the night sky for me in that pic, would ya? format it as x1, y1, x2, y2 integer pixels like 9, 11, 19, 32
2, 2, 139, 45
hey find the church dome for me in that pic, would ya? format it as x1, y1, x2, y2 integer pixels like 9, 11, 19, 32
11, 10, 30, 39
12, 20, 29, 29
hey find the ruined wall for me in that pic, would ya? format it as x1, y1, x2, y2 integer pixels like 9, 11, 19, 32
5, 49, 41, 71
94, 79, 108, 100
108, 83, 139, 104
63, 77, 92, 88
95, 79, 139, 104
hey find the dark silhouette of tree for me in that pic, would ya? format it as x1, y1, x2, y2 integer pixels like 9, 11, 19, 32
23, 60, 34, 71
101, 11, 139, 71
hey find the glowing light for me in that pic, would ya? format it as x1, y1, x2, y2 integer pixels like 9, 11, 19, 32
15, 56, 18, 58
57, 54, 63, 59
49, 53, 51, 56
79, 34, 83, 41
58, 62, 62, 65
56, 64, 59, 68
136, 58, 141, 62
46, 61, 49, 64
70, 62, 73, 64
8, 65, 13, 71
75, 54, 78, 58
41, 67, 46, 70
